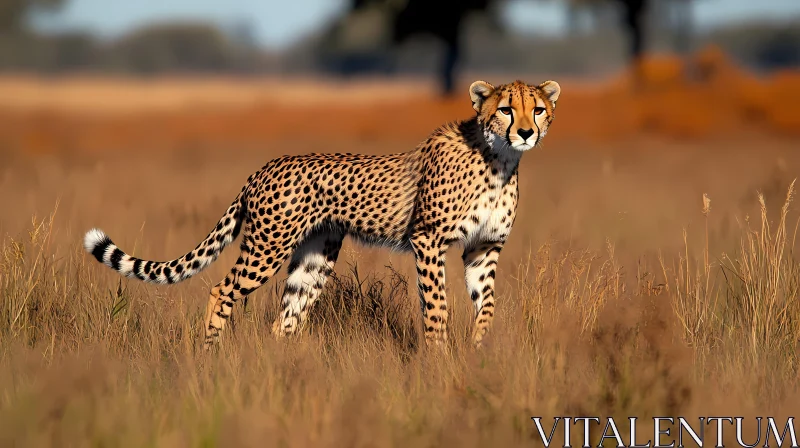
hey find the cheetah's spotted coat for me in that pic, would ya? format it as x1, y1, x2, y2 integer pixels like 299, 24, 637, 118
84, 79, 561, 347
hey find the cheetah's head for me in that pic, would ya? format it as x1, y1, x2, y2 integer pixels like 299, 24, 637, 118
469, 79, 560, 151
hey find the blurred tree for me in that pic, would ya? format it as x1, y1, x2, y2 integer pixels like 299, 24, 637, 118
230, 19, 257, 50
565, 0, 699, 79
0, 0, 64, 32
347, 0, 498, 96
667, 0, 693, 56
0, 0, 65, 70
111, 23, 235, 74
391, 0, 495, 95
565, 0, 649, 64
342, 0, 695, 94
317, 1, 394, 75
616, 0, 647, 64
49, 31, 97, 71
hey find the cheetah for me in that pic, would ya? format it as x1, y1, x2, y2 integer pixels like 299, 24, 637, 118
83, 79, 561, 348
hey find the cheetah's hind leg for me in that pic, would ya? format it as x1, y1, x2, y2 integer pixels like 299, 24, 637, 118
204, 231, 296, 349
272, 230, 344, 337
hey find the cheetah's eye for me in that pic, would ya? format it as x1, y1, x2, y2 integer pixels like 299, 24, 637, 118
498, 107, 512, 116
534, 107, 545, 116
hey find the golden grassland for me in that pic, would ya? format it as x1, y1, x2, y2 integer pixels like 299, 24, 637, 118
1, 65, 800, 446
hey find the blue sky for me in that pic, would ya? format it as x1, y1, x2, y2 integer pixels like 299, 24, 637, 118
32, 0, 800, 49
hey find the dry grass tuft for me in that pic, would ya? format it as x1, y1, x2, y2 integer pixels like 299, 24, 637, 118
662, 180, 800, 390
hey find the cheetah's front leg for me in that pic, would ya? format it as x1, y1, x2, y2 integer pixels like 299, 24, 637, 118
411, 234, 450, 346
463, 241, 504, 347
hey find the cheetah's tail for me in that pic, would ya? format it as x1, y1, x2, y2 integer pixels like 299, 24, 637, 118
82, 190, 246, 285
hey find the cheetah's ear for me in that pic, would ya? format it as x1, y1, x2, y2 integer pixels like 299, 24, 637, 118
469, 80, 495, 113
538, 80, 561, 103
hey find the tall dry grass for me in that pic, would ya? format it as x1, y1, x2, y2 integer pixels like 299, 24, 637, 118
1, 182, 799, 447
663, 181, 800, 388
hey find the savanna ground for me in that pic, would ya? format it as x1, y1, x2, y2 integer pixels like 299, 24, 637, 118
1, 52, 800, 446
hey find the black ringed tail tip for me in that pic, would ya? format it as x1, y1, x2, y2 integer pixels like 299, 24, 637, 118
84, 228, 113, 264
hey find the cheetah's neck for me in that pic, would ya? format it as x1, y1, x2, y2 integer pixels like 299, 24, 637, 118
481, 128, 522, 185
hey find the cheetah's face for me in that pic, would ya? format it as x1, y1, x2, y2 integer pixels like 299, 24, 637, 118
469, 79, 560, 151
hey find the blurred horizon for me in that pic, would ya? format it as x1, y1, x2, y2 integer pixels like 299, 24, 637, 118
0, 0, 794, 89
30, 0, 800, 49
0, 0, 797, 147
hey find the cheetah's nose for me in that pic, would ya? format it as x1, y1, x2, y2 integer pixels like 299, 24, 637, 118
517, 128, 534, 140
